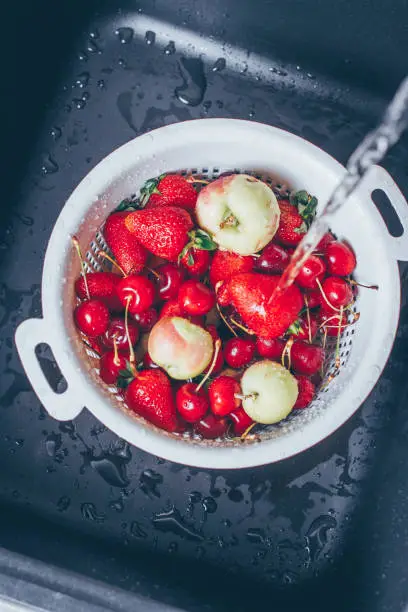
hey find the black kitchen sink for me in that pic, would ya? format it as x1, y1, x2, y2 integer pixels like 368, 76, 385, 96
1, 1, 408, 610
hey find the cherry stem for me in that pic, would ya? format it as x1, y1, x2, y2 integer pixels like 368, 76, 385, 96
304, 295, 312, 344
322, 327, 328, 351
72, 236, 90, 301
216, 303, 238, 337
281, 336, 294, 370
195, 339, 222, 393
240, 422, 257, 441
124, 297, 137, 375
98, 251, 126, 277
146, 266, 160, 279
316, 278, 341, 312
234, 392, 258, 401
186, 176, 210, 185
230, 317, 255, 336
335, 306, 343, 369
112, 337, 120, 367
348, 278, 379, 290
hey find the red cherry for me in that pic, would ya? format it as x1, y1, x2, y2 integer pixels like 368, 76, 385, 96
180, 248, 211, 276
223, 337, 256, 368
155, 263, 184, 301
195, 414, 228, 439
326, 241, 356, 276
74, 300, 110, 337
288, 313, 319, 342
319, 276, 353, 311
176, 382, 209, 423
133, 307, 158, 332
291, 341, 324, 376
209, 375, 241, 417
254, 243, 290, 274
102, 317, 139, 352
75, 271, 122, 311
85, 336, 105, 355
294, 375, 315, 408
179, 280, 216, 316
229, 408, 254, 436
256, 337, 285, 360
159, 299, 204, 326
296, 255, 326, 289
116, 275, 155, 314
319, 311, 349, 337
316, 232, 335, 253
143, 351, 160, 369
99, 351, 127, 384
304, 289, 321, 309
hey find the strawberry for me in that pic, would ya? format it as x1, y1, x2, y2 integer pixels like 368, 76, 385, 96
276, 190, 317, 246
75, 271, 122, 311
209, 250, 254, 287
103, 212, 147, 275
294, 375, 315, 408
226, 273, 303, 338
125, 369, 178, 432
140, 174, 198, 211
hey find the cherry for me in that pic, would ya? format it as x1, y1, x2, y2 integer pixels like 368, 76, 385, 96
179, 280, 216, 316
256, 337, 285, 360
326, 241, 356, 276
319, 311, 349, 337
180, 248, 211, 276
291, 341, 324, 376
288, 313, 319, 342
155, 263, 184, 301
176, 382, 209, 423
99, 349, 127, 385
75, 271, 122, 311
143, 351, 160, 369
296, 254, 326, 289
203, 326, 224, 374
133, 307, 158, 332
319, 276, 353, 311
304, 289, 321, 309
316, 232, 335, 253
229, 408, 254, 436
102, 317, 139, 352
223, 337, 256, 368
294, 375, 315, 408
209, 375, 241, 417
195, 414, 228, 439
74, 300, 110, 337
116, 275, 155, 314
159, 299, 204, 327
84, 336, 105, 355
254, 243, 290, 274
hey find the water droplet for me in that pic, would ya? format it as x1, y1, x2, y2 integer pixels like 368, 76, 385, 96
249, 109, 255, 118
118, 58, 127, 68
109, 498, 124, 512
164, 40, 176, 55
222, 518, 232, 527
89, 29, 99, 39
246, 527, 266, 544
145, 30, 156, 45
228, 488, 244, 502
195, 545, 205, 559
140, 469, 163, 498
72, 98, 86, 110
202, 497, 217, 513
78, 51, 88, 62
153, 507, 204, 541
115, 27, 134, 44
130, 521, 148, 538
50, 126, 62, 140
74, 72, 89, 88
45, 433, 62, 457
41, 155, 59, 175
87, 39, 101, 54
14, 213, 33, 226
97, 79, 105, 89
202, 100, 212, 114
168, 541, 178, 553
305, 515, 337, 561
59, 421, 76, 437
212, 57, 226, 72
15, 438, 24, 447
82, 91, 90, 101
188, 491, 202, 504
57, 495, 71, 512
175, 57, 207, 107
81, 502, 105, 522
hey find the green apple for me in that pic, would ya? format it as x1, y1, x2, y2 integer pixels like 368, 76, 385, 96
195, 174, 280, 255
148, 316, 213, 380
241, 360, 298, 424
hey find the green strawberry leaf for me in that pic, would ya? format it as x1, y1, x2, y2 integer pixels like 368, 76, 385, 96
115, 196, 142, 212
294, 221, 308, 235
188, 252, 195, 266
191, 229, 218, 251
290, 190, 318, 229
116, 362, 136, 389
288, 319, 302, 336
139, 173, 166, 205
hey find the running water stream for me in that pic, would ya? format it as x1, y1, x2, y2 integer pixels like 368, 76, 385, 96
270, 76, 408, 303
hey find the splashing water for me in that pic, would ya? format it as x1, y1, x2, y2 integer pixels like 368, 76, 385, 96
270, 76, 408, 303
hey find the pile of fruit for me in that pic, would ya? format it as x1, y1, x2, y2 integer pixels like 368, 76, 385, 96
72, 172, 360, 440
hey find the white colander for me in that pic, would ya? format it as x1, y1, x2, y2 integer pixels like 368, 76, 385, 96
14, 119, 408, 469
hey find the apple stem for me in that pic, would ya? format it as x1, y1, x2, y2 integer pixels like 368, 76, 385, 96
281, 337, 294, 370
234, 392, 258, 401
230, 317, 255, 336
303, 295, 312, 344
98, 251, 127, 277
112, 337, 120, 367
124, 297, 137, 376
216, 303, 238, 337
72, 236, 90, 301
315, 278, 342, 313
195, 339, 222, 392
219, 214, 238, 229
240, 422, 257, 441
348, 278, 379, 290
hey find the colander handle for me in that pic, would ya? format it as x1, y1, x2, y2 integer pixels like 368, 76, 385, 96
15, 318, 83, 421
367, 165, 408, 261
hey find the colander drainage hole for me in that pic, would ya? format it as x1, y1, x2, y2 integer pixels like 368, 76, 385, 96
34, 343, 67, 394
372, 189, 404, 237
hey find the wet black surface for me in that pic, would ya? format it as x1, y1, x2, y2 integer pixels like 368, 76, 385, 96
1, 1, 408, 611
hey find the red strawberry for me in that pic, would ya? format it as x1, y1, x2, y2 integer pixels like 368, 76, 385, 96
209, 250, 254, 287
294, 375, 315, 408
125, 369, 178, 432
141, 174, 198, 211
125, 207, 194, 262
276, 191, 317, 247
104, 212, 147, 275
75, 271, 122, 311
226, 273, 303, 338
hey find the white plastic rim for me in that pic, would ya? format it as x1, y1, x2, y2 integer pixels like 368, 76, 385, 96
15, 119, 408, 469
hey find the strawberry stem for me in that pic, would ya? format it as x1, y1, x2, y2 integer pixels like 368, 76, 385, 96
98, 251, 126, 277
195, 339, 221, 393
72, 236, 90, 301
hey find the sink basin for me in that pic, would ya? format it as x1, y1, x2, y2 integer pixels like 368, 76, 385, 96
1, 0, 408, 610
